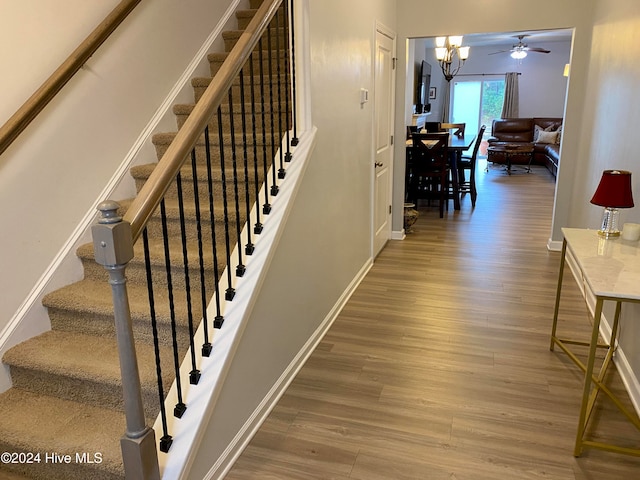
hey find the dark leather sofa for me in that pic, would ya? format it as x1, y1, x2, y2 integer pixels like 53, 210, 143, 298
487, 117, 562, 176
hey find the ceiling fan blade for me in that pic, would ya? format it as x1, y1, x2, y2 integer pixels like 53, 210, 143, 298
488, 50, 511, 55
524, 47, 551, 53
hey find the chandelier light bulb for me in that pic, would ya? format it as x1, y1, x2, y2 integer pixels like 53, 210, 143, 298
434, 35, 470, 81
448, 36, 463, 48
435, 47, 447, 60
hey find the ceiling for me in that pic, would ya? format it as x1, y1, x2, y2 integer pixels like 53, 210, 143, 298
423, 28, 573, 48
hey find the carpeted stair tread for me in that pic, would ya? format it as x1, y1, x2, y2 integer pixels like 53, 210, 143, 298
42, 278, 206, 362
76, 221, 231, 260
5, 330, 143, 388
208, 52, 288, 77
42, 277, 197, 330
3, 330, 174, 418
191, 74, 288, 89
173, 102, 286, 117
130, 162, 261, 185
235, 9, 258, 30
75, 227, 232, 280
0, 389, 124, 480
151, 131, 274, 150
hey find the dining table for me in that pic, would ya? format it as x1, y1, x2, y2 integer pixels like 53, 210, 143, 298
406, 132, 476, 211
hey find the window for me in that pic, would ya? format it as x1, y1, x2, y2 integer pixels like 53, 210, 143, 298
451, 77, 505, 140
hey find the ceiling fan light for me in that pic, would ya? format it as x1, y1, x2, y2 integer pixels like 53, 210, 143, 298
511, 50, 527, 60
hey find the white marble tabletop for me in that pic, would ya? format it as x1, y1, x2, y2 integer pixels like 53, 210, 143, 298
562, 228, 640, 301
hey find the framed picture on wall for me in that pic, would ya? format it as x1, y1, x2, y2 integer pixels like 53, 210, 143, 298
429, 87, 436, 100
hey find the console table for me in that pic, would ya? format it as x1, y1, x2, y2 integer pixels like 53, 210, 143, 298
550, 228, 640, 457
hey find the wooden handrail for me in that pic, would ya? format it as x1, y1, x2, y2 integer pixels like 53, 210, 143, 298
123, 0, 283, 242
0, 0, 142, 156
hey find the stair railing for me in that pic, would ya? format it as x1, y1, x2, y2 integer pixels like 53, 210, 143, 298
91, 0, 298, 477
0, 0, 142, 157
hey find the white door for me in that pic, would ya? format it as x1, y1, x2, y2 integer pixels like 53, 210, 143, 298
373, 25, 396, 257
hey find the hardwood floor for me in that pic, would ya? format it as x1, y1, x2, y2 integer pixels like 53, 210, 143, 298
225, 163, 640, 479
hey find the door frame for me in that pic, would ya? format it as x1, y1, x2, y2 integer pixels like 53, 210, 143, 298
372, 21, 397, 258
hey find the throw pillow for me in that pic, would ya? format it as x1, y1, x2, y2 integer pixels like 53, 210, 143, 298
537, 130, 559, 144
533, 124, 555, 142
556, 125, 562, 144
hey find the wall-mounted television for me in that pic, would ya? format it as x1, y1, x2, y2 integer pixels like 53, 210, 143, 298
415, 60, 432, 114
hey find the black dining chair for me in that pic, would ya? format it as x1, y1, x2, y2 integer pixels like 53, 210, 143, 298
408, 132, 450, 218
457, 124, 486, 207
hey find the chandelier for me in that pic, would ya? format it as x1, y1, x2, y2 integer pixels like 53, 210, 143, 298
435, 36, 470, 81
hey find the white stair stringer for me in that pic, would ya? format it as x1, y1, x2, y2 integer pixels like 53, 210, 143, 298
155, 128, 316, 480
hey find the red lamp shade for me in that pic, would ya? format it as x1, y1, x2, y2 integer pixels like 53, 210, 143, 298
590, 170, 634, 208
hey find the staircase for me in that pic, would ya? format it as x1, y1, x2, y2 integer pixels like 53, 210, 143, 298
0, 1, 291, 478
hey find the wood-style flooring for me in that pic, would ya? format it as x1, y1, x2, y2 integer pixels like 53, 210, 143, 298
225, 162, 640, 479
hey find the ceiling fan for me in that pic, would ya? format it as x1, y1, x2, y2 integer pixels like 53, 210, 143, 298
489, 35, 551, 59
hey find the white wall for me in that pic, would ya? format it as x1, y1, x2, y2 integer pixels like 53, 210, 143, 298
0, 0, 240, 361
185, 0, 397, 477
0, 0, 120, 125
565, 0, 640, 399
423, 41, 571, 122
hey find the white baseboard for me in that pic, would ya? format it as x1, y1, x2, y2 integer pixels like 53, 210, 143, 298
547, 237, 563, 251
391, 229, 406, 240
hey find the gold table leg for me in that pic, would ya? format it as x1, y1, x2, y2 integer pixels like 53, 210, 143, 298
550, 239, 567, 352
550, 238, 640, 457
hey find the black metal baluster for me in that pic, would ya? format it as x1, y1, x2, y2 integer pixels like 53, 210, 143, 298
282, 0, 293, 161
175, 170, 201, 380
191, 148, 212, 357
204, 126, 225, 328
227, 89, 246, 277
159, 198, 187, 417
190, 148, 212, 356
258, 39, 273, 213
238, 68, 255, 255
142, 228, 172, 453
175, 170, 201, 385
217, 107, 236, 301
288, 0, 299, 146
274, 8, 286, 177
266, 21, 279, 196
248, 53, 263, 234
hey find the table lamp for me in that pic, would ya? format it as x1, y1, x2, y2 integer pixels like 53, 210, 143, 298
590, 170, 634, 237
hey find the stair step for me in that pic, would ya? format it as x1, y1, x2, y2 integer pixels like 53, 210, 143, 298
173, 102, 287, 132
42, 278, 207, 349
130, 161, 264, 195
222, 27, 287, 52
191, 74, 289, 104
208, 50, 287, 77
3, 330, 174, 419
0, 389, 125, 480
75, 229, 236, 291
150, 131, 277, 163
236, 9, 257, 30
